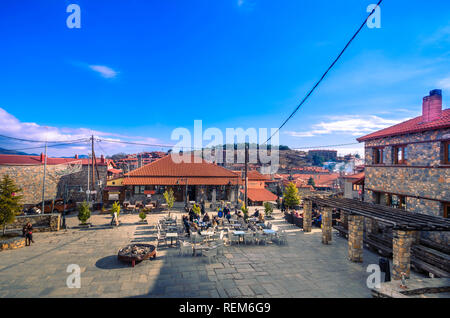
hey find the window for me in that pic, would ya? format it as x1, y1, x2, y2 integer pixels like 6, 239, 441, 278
389, 194, 407, 210
134, 186, 145, 194
372, 148, 384, 164
443, 141, 450, 164
444, 203, 450, 218
394, 145, 408, 164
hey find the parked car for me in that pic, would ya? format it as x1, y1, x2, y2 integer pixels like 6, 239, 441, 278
36, 199, 76, 214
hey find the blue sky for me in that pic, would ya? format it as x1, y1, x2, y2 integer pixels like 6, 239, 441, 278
0, 0, 449, 157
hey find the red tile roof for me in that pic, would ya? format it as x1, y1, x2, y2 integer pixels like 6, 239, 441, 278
122, 155, 240, 186
242, 188, 278, 202
343, 172, 365, 184
357, 108, 450, 142
283, 173, 340, 188
126, 155, 239, 178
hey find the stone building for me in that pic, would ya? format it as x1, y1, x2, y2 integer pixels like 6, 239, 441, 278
357, 89, 450, 245
0, 153, 114, 206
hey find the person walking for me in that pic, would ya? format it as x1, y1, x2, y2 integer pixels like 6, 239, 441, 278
24, 222, 34, 246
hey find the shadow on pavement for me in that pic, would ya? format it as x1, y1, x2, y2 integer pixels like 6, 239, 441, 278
95, 255, 130, 270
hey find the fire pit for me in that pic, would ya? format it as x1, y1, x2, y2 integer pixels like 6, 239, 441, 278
117, 244, 156, 267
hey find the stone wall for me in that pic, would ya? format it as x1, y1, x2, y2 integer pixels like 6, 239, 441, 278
0, 164, 108, 205
6, 214, 60, 232
0, 165, 59, 205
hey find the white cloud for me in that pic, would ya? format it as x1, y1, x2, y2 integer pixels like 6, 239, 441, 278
285, 115, 407, 139
0, 108, 164, 157
438, 77, 450, 90
89, 65, 118, 78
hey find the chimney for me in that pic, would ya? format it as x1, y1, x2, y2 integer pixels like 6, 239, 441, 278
422, 89, 442, 122
74, 154, 79, 159
40, 152, 45, 163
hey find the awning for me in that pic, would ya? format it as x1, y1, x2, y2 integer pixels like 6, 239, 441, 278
104, 186, 122, 192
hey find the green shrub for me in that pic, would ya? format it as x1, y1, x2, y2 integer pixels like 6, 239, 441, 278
111, 201, 120, 216
139, 211, 147, 220
0, 175, 22, 235
264, 202, 273, 217
78, 201, 91, 224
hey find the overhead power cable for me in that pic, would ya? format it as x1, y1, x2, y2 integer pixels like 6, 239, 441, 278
263, 0, 383, 145
1, 139, 90, 152
0, 133, 88, 144
292, 142, 360, 150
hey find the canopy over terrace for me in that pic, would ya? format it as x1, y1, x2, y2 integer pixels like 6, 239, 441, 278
307, 197, 450, 231
122, 155, 241, 203
302, 197, 450, 280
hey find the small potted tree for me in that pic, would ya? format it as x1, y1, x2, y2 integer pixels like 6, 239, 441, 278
241, 204, 249, 223
163, 189, 175, 217
263, 202, 274, 220
78, 201, 91, 227
138, 211, 147, 224
110, 201, 120, 226
283, 182, 300, 224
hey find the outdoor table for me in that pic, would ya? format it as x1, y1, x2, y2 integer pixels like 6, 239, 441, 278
167, 225, 178, 232
166, 232, 178, 246
233, 231, 245, 243
200, 231, 215, 241
263, 229, 276, 241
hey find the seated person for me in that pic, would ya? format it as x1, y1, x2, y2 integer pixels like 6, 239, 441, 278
203, 213, 210, 223
313, 214, 322, 227
253, 209, 259, 217
258, 212, 265, 222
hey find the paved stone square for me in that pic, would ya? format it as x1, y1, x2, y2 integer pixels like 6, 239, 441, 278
0, 209, 424, 298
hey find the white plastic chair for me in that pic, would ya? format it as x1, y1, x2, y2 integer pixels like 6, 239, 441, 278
179, 241, 193, 256
243, 232, 254, 245
229, 233, 240, 245
203, 246, 218, 264
255, 232, 267, 245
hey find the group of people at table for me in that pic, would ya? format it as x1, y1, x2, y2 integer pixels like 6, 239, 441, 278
182, 205, 266, 237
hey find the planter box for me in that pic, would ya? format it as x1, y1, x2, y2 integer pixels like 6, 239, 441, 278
78, 223, 92, 228
293, 216, 303, 228
285, 212, 293, 224
138, 220, 148, 224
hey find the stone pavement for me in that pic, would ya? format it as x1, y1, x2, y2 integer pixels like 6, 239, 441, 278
0, 209, 424, 298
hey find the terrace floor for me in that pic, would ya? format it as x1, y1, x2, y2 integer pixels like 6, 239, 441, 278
0, 208, 424, 298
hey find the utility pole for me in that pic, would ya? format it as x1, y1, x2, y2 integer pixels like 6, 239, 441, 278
244, 143, 248, 208
41, 140, 48, 213
91, 135, 95, 198
87, 153, 90, 202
